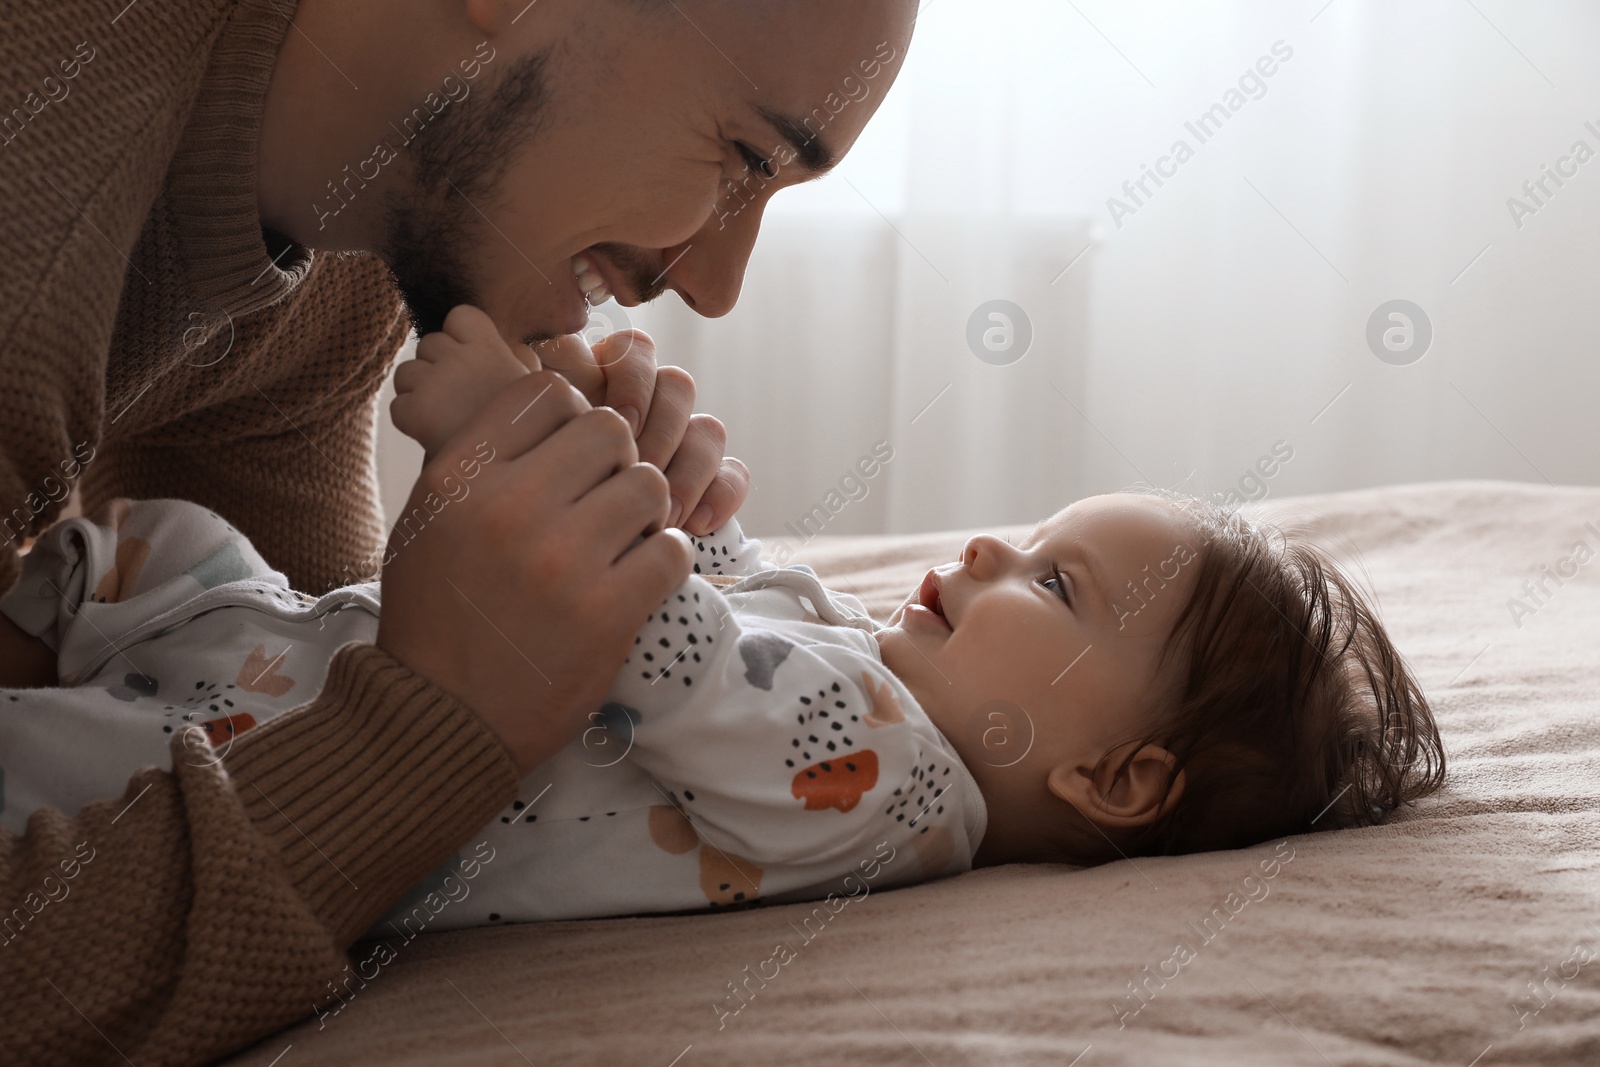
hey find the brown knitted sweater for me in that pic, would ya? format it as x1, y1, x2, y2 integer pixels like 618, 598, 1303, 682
0, 1, 521, 1062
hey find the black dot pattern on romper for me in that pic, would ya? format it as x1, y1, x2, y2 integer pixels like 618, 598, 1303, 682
625, 588, 720, 685
786, 679, 859, 768
689, 533, 740, 575
499, 796, 541, 824
883, 753, 958, 832
161, 679, 224, 730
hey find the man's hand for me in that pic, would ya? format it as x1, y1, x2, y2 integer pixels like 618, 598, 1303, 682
529, 329, 751, 536
376, 369, 693, 776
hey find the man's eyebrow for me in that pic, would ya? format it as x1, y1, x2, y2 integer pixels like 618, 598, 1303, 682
757, 106, 839, 175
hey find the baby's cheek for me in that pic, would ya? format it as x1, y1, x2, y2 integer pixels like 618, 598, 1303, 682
938, 640, 1027, 712
963, 621, 1045, 685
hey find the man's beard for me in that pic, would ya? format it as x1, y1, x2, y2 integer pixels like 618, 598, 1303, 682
587, 241, 672, 307
380, 52, 551, 339
378, 51, 675, 342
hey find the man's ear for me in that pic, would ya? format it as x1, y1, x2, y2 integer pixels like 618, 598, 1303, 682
1046, 743, 1184, 829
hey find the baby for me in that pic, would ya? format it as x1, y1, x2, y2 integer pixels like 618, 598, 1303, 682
0, 311, 1445, 931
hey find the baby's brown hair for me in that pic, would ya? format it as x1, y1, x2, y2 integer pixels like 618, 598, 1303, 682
1068, 493, 1445, 862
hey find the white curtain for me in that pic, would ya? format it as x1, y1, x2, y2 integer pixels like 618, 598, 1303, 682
379, 0, 1600, 540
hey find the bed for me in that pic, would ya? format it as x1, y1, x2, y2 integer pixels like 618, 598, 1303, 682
224, 480, 1600, 1066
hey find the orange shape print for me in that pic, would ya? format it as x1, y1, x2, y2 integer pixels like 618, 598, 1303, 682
648, 804, 699, 855
699, 847, 762, 906
92, 537, 151, 604
199, 712, 257, 746
236, 644, 295, 696
859, 671, 905, 728
790, 751, 879, 813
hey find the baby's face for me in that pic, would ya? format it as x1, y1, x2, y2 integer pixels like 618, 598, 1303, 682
875, 494, 1200, 780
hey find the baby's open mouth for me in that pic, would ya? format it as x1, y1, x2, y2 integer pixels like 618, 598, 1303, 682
913, 570, 951, 631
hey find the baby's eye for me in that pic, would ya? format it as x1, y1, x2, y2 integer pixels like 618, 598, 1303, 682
1042, 565, 1072, 607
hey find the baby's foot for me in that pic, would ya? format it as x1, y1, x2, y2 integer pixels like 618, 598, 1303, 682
391, 305, 531, 460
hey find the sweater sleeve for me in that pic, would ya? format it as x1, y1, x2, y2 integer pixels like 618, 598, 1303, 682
0, 9, 240, 597
0, 100, 152, 596
79, 257, 414, 597
0, 643, 521, 1066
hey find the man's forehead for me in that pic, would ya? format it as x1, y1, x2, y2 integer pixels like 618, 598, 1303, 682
748, 82, 900, 167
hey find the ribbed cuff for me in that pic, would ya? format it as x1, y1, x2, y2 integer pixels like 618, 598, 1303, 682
221, 642, 520, 945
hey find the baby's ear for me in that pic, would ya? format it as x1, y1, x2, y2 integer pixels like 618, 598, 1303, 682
1047, 743, 1184, 829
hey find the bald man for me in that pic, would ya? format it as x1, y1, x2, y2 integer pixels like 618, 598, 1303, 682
0, 0, 916, 1060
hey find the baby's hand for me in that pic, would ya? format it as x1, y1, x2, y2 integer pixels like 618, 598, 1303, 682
391, 305, 532, 460
394, 311, 751, 534
543, 330, 750, 536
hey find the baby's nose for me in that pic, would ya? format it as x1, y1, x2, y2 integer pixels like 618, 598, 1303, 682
961, 535, 1009, 577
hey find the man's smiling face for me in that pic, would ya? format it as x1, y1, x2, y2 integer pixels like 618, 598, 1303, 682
381, 0, 918, 343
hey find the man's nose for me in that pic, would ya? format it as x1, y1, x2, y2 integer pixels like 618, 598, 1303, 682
663, 198, 766, 318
